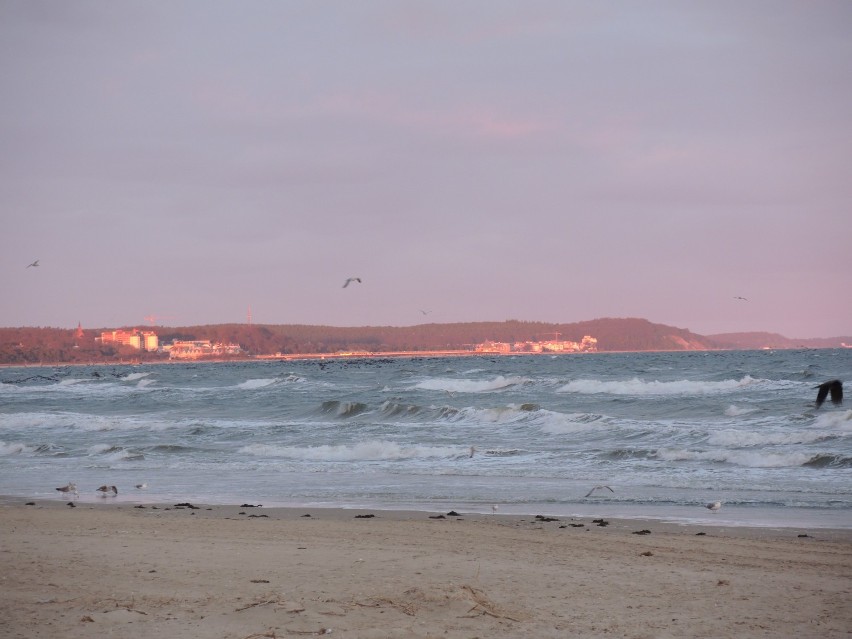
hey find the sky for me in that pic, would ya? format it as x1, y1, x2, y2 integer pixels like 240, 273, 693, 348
1, 1, 851, 338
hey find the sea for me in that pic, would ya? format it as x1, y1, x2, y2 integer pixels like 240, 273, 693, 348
1, 349, 850, 529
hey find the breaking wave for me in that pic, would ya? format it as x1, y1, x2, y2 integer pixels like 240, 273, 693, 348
559, 376, 760, 396
86, 444, 145, 461
320, 400, 369, 417
654, 448, 822, 468
414, 375, 529, 394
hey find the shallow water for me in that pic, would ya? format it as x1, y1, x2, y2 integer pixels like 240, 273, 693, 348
1, 349, 850, 528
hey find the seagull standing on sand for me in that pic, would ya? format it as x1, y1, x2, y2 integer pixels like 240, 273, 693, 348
26, 259, 39, 268
585, 485, 615, 498
135, 483, 148, 489
815, 380, 843, 408
491, 504, 499, 515
55, 482, 77, 497
342, 277, 361, 288
705, 501, 722, 513
97, 485, 118, 496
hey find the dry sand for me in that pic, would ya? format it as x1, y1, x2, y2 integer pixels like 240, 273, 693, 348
1, 500, 850, 639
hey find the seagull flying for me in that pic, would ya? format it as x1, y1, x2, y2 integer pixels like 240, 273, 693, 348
585, 485, 615, 498
815, 380, 843, 408
26, 259, 39, 268
733, 296, 748, 301
342, 277, 361, 288
705, 500, 722, 513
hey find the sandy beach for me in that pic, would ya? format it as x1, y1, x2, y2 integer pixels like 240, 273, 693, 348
1, 500, 850, 639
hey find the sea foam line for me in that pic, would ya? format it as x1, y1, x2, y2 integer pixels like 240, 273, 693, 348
239, 440, 464, 461
559, 376, 760, 396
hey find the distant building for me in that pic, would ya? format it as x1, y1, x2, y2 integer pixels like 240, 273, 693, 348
167, 340, 242, 360
474, 336, 597, 354
98, 329, 159, 352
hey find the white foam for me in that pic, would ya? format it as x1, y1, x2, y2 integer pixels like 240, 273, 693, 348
655, 447, 815, 468
812, 409, 852, 431
237, 378, 279, 390
239, 440, 462, 461
0, 441, 32, 456
58, 378, 88, 386
559, 376, 760, 396
539, 411, 614, 434
415, 375, 528, 394
123, 372, 151, 381
707, 429, 837, 447
724, 404, 756, 416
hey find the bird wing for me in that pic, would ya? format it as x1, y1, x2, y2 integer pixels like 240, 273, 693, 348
830, 381, 843, 405
816, 383, 831, 408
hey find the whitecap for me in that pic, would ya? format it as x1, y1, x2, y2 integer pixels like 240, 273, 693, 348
415, 375, 529, 394
654, 447, 816, 468
559, 376, 760, 396
237, 378, 279, 390
707, 429, 837, 447
58, 379, 89, 386
812, 409, 852, 431
123, 372, 151, 382
0, 441, 32, 455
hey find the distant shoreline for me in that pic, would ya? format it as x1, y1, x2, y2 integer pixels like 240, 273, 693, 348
1, 345, 844, 369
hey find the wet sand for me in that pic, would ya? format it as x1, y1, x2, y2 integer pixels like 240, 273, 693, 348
2, 500, 850, 638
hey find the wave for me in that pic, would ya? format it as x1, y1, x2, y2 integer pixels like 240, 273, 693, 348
604, 448, 654, 461
414, 375, 529, 394
0, 441, 32, 455
320, 400, 369, 417
558, 376, 761, 396
146, 444, 197, 453
654, 448, 825, 468
122, 372, 152, 382
74, 416, 177, 432
236, 374, 305, 390
380, 401, 424, 418
812, 410, 852, 431
239, 440, 463, 461
538, 411, 615, 434
707, 429, 841, 447
237, 378, 279, 390
86, 444, 145, 461
803, 454, 852, 469
724, 404, 757, 416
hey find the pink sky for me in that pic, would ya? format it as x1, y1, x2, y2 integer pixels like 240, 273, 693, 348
1, 2, 850, 338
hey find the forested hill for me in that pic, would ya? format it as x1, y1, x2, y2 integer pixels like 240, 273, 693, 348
706, 332, 852, 350
0, 318, 847, 365
159, 317, 716, 354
